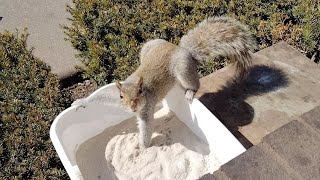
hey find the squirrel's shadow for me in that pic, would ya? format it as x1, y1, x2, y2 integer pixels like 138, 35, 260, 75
199, 65, 289, 149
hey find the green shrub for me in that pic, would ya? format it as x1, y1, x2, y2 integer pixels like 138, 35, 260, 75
63, 0, 229, 85
64, 0, 320, 86
227, 0, 320, 61
0, 30, 69, 179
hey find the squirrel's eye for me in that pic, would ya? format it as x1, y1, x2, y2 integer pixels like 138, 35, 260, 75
120, 93, 123, 99
138, 89, 143, 95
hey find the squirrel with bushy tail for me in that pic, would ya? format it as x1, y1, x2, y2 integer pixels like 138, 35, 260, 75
115, 16, 258, 149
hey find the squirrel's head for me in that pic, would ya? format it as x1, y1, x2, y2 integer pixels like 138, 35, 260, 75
115, 77, 146, 112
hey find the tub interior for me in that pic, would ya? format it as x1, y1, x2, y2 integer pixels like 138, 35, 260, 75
76, 107, 212, 180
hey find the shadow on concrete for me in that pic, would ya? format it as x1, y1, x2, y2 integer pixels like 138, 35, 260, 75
199, 65, 289, 149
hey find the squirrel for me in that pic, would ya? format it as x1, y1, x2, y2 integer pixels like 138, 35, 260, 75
115, 16, 258, 149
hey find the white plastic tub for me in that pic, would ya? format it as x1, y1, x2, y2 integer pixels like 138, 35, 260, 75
50, 83, 245, 180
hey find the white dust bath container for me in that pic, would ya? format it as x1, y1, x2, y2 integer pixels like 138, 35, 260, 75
50, 83, 246, 180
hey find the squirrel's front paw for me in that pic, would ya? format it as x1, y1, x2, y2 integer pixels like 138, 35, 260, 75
185, 89, 196, 103
139, 143, 147, 151
139, 134, 151, 150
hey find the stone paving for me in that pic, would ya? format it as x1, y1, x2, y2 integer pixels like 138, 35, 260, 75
200, 106, 320, 180
0, 0, 82, 79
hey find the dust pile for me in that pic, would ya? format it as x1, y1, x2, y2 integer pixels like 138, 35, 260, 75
104, 109, 220, 180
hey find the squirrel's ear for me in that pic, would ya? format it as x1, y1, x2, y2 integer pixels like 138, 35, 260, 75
136, 77, 143, 88
115, 80, 122, 90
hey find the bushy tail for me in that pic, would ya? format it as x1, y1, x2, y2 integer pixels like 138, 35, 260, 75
180, 16, 258, 77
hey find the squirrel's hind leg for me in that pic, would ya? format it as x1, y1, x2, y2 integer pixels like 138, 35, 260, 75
172, 48, 200, 103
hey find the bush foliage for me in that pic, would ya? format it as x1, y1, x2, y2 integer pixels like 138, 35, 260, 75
64, 0, 320, 85
0, 31, 69, 179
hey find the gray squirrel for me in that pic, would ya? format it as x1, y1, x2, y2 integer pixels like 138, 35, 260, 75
115, 16, 258, 149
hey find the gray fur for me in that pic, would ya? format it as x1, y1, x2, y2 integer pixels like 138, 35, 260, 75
140, 39, 167, 63
180, 16, 258, 76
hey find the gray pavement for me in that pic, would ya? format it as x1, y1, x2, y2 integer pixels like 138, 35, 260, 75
0, 0, 82, 79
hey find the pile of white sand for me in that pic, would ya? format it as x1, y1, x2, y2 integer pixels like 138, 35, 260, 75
104, 109, 220, 180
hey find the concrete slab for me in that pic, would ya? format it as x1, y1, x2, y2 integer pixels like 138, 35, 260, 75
203, 106, 320, 180
0, 0, 82, 79
263, 120, 320, 179
300, 106, 320, 134
214, 145, 294, 180
198, 170, 225, 180
197, 173, 216, 180
197, 41, 320, 145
